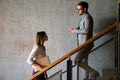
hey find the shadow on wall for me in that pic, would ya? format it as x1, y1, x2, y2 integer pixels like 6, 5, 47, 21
94, 17, 116, 33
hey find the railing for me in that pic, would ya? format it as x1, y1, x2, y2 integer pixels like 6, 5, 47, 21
47, 70, 62, 80
27, 22, 118, 80
61, 37, 114, 74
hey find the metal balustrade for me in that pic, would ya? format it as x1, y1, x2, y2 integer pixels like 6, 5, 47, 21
27, 23, 118, 80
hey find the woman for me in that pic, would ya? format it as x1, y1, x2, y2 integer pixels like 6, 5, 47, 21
27, 31, 48, 80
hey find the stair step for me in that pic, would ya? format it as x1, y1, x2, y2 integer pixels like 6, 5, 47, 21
102, 68, 115, 80
96, 76, 102, 80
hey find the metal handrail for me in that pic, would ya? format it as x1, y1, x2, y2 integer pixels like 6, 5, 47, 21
62, 37, 114, 74
28, 23, 118, 80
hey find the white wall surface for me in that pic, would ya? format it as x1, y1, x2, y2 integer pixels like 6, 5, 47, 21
0, 0, 117, 80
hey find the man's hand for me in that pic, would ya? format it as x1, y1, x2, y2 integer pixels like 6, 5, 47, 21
71, 27, 76, 33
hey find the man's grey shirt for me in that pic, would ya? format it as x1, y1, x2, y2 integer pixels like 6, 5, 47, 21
76, 13, 94, 47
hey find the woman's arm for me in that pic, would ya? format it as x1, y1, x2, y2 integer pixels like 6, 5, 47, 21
27, 45, 46, 70
27, 46, 37, 65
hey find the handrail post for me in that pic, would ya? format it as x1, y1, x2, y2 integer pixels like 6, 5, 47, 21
77, 33, 80, 80
118, 2, 120, 79
114, 1, 120, 79
115, 1, 120, 79
28, 23, 116, 80
67, 57, 72, 80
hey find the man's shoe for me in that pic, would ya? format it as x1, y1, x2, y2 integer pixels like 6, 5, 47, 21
89, 71, 99, 80
83, 74, 89, 80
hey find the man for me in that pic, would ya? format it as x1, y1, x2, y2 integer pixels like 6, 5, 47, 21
71, 1, 99, 80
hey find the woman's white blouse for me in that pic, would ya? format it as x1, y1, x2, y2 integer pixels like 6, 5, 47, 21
27, 45, 46, 71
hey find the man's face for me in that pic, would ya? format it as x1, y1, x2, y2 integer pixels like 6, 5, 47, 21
77, 5, 86, 15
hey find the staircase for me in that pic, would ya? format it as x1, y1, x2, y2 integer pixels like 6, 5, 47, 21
27, 23, 118, 80
102, 69, 116, 80
47, 69, 115, 80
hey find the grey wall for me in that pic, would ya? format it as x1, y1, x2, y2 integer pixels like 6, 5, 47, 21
0, 0, 117, 80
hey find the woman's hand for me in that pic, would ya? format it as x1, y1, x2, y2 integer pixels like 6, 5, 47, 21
39, 65, 46, 69
32, 63, 43, 70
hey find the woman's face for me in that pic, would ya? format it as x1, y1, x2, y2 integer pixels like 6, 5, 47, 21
43, 34, 48, 41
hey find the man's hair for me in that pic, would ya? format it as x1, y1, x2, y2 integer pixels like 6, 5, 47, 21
78, 1, 89, 10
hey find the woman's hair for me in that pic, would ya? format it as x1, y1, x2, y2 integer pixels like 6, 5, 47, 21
34, 31, 46, 46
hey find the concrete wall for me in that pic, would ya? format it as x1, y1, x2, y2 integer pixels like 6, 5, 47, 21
0, 0, 117, 80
